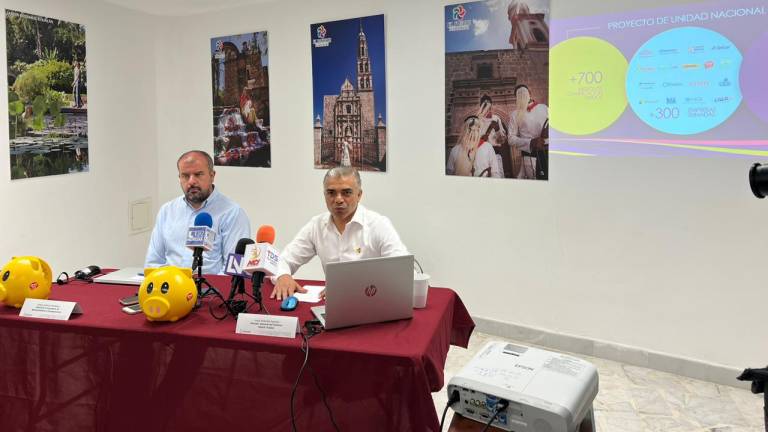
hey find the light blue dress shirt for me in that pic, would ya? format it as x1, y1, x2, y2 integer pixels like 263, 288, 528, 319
144, 187, 251, 274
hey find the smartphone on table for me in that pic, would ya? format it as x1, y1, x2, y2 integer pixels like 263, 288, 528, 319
119, 294, 139, 306
121, 303, 143, 315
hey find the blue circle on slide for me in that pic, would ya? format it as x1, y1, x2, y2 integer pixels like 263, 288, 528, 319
626, 27, 742, 135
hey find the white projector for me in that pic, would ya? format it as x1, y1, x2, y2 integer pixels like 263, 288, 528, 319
447, 341, 598, 432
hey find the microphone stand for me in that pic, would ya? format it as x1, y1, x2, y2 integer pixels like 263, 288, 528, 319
222, 273, 263, 317
250, 272, 267, 313
191, 248, 230, 314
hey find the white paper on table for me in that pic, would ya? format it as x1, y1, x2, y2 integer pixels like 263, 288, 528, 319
294, 285, 324, 303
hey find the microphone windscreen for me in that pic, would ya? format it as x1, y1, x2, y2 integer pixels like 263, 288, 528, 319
235, 237, 255, 254
194, 212, 213, 228
256, 225, 275, 244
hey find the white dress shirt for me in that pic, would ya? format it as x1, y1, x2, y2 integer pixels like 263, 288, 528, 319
276, 204, 409, 278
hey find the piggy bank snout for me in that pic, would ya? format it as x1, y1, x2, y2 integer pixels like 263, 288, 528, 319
143, 296, 171, 319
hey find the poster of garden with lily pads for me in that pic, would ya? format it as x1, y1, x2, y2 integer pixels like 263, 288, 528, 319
6, 9, 88, 180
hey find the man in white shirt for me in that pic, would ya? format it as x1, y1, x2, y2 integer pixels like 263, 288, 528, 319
271, 167, 409, 300
507, 84, 548, 179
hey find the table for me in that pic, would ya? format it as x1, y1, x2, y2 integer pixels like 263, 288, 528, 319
0, 274, 474, 432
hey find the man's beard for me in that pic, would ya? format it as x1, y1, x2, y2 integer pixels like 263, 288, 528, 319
185, 187, 211, 204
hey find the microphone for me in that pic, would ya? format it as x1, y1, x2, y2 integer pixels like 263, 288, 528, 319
74, 265, 101, 280
225, 238, 254, 300
186, 212, 216, 273
243, 225, 280, 302
256, 225, 275, 244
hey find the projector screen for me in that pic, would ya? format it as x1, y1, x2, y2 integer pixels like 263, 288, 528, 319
549, 0, 767, 157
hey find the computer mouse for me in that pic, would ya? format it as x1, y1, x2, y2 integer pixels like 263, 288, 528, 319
280, 296, 298, 311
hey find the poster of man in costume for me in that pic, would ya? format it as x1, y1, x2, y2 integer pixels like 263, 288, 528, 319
445, 0, 550, 180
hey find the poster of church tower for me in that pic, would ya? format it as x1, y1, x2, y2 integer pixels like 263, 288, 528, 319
210, 31, 271, 168
311, 15, 387, 172
445, 1, 549, 181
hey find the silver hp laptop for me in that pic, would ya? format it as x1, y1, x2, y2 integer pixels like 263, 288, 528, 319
311, 255, 414, 330
93, 267, 145, 285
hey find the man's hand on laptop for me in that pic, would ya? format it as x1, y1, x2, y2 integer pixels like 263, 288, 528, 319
271, 274, 307, 300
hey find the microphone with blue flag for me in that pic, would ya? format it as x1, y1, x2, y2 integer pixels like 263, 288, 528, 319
186, 212, 215, 272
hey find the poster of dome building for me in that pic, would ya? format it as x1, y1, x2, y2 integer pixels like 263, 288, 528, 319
210, 31, 271, 168
6, 9, 88, 180
311, 15, 387, 172
445, 0, 550, 180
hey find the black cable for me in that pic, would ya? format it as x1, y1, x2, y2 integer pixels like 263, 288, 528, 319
290, 323, 339, 432
56, 272, 70, 285
290, 331, 311, 432
479, 399, 509, 432
307, 365, 340, 431
57, 271, 97, 285
439, 390, 461, 431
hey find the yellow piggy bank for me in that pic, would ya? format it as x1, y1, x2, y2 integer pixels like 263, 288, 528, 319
139, 267, 197, 322
0, 256, 53, 308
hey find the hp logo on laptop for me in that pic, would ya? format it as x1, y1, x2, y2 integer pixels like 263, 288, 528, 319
364, 284, 377, 297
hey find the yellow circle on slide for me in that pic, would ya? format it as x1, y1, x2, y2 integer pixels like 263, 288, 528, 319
550, 37, 628, 135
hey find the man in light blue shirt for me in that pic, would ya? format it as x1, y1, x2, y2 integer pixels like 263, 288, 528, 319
145, 150, 251, 274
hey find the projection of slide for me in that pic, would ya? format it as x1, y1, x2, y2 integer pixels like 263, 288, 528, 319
741, 31, 768, 125
550, 37, 627, 135
550, 0, 768, 157
625, 27, 741, 135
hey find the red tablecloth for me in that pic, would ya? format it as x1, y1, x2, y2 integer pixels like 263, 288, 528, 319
0, 274, 474, 432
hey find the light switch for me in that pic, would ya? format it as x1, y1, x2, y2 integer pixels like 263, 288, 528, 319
130, 198, 152, 233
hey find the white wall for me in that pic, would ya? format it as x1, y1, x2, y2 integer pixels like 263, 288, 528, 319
0, 0, 752, 371
0, 0, 159, 272
153, 0, 768, 370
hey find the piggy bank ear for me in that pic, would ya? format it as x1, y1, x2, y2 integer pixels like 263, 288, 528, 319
180, 268, 193, 278
144, 268, 157, 277
30, 260, 39, 272
37, 258, 52, 281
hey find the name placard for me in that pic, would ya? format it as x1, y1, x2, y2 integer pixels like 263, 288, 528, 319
236, 313, 298, 339
20, 299, 83, 321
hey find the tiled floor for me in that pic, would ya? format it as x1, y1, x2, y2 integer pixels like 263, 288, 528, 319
434, 332, 765, 432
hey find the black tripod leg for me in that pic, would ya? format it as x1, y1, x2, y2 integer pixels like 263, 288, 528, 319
764, 391, 767, 432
